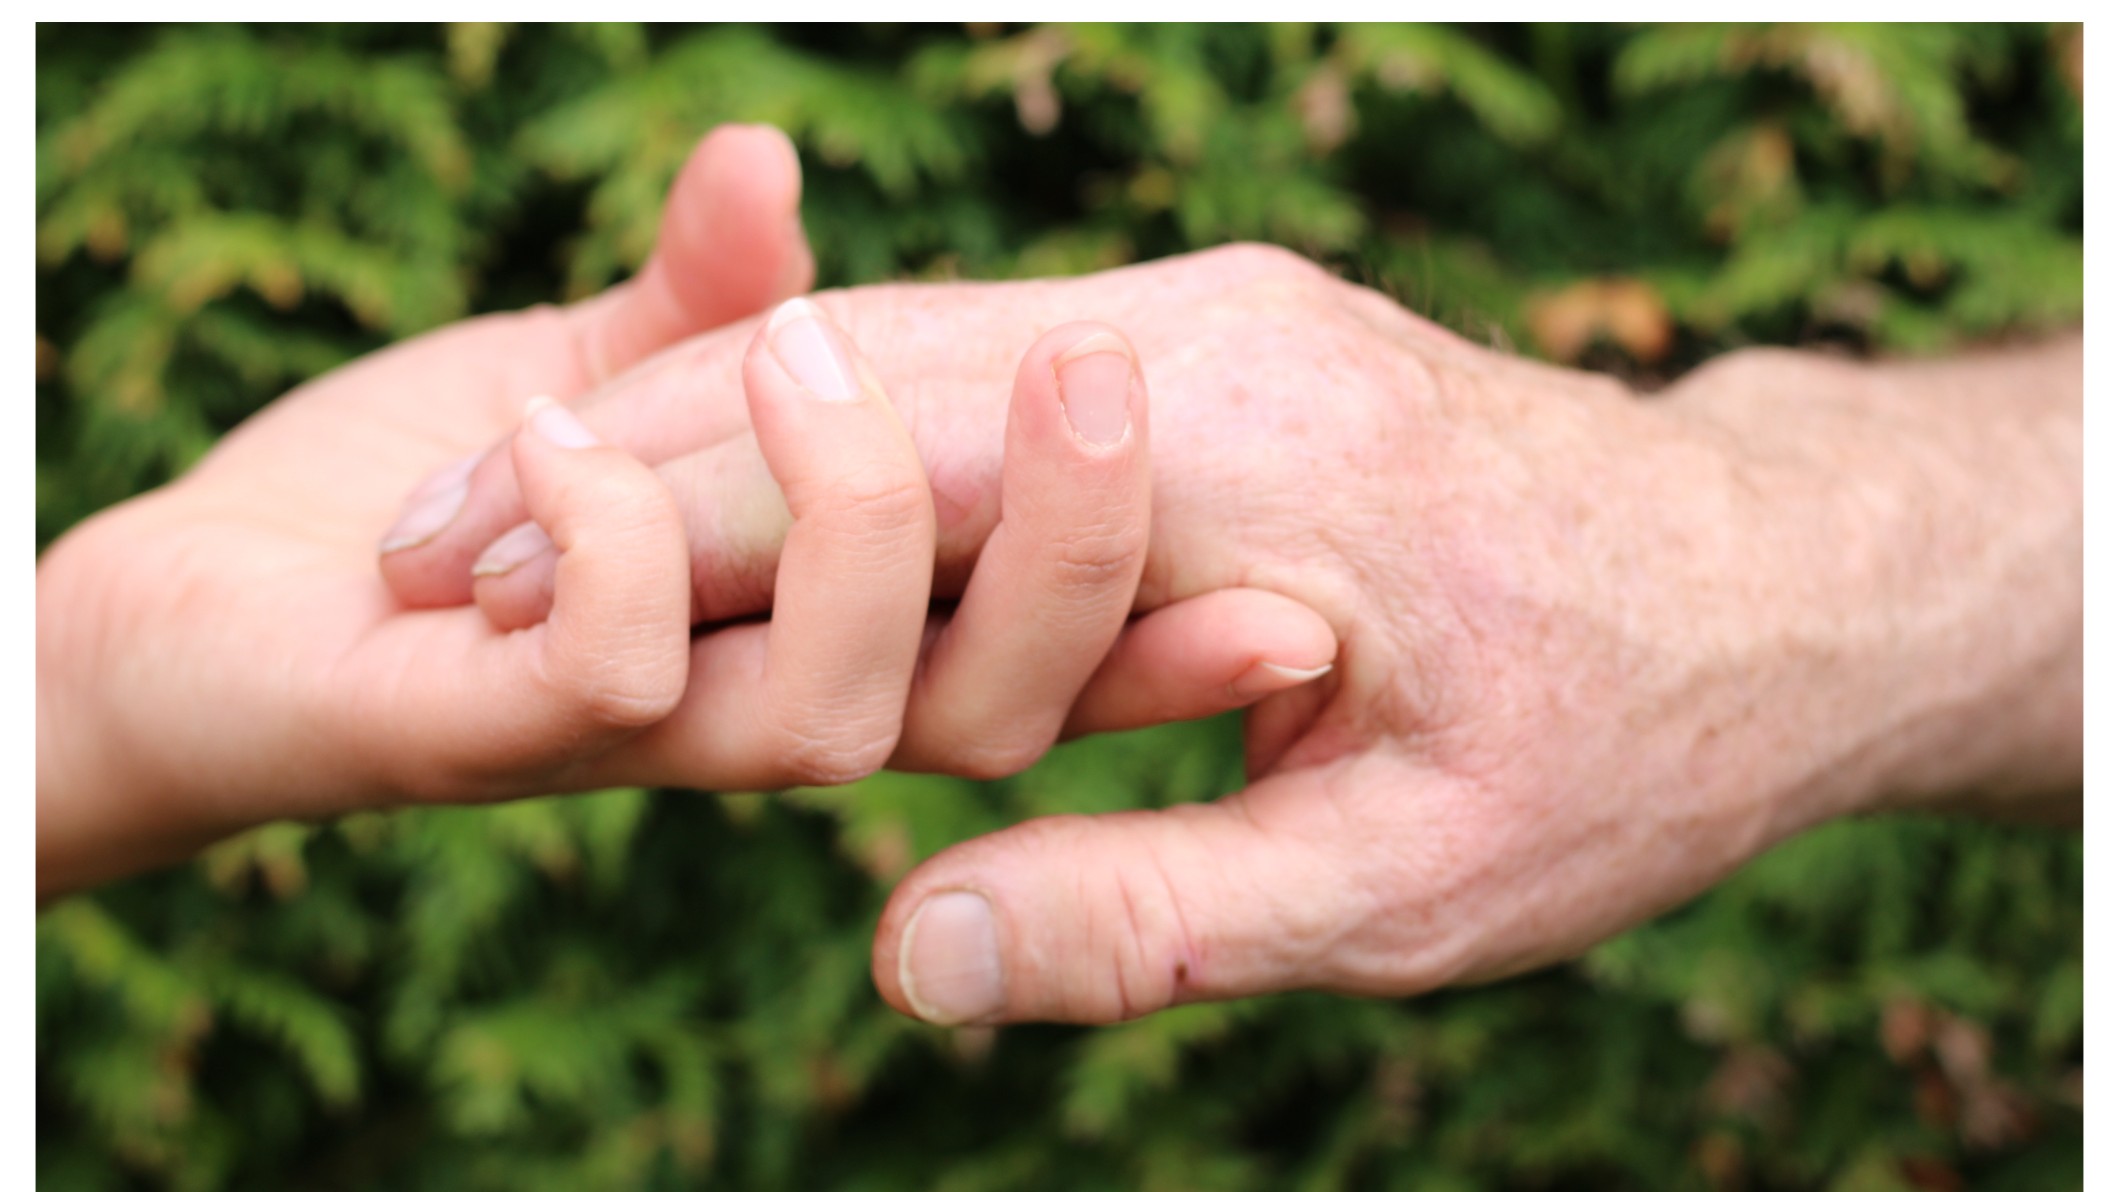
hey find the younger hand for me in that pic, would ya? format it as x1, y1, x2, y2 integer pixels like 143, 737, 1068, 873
35, 125, 815, 897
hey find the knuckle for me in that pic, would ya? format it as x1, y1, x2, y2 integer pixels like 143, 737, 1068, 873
579, 674, 684, 732
1199, 241, 1331, 289
945, 734, 1055, 783
806, 468, 932, 547
774, 718, 901, 788
548, 651, 685, 731
1046, 523, 1149, 594
1103, 852, 1197, 1021
1008, 815, 1197, 1022
1671, 344, 1855, 405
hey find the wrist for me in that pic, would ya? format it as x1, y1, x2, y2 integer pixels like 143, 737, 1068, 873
1665, 339, 2082, 825
37, 546, 130, 899
36, 521, 223, 898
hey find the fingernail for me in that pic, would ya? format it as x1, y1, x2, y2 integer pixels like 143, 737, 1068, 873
379, 456, 476, 554
1229, 660, 1334, 701
767, 297, 861, 402
899, 890, 1004, 1025
527, 396, 599, 448
409, 452, 479, 502
472, 521, 554, 579
1056, 331, 1134, 447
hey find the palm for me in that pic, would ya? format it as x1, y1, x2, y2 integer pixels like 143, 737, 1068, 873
50, 312, 606, 818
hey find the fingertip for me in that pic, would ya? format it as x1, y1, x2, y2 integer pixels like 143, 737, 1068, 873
525, 394, 601, 449
470, 521, 560, 632
1016, 322, 1139, 386
874, 809, 1221, 1025
573, 122, 810, 378
674, 125, 800, 234
1266, 661, 1334, 682
1008, 321, 1145, 458
1055, 341, 1135, 449
1023, 320, 1140, 370
718, 294, 933, 788
507, 398, 607, 514
506, 408, 690, 729
887, 319, 1152, 773
708, 125, 813, 299
1227, 596, 1338, 698
749, 296, 871, 409
895, 889, 1007, 1026
652, 123, 811, 330
377, 455, 475, 557
1062, 589, 1339, 739
696, 122, 803, 210
376, 446, 515, 610
473, 564, 557, 634
1230, 660, 1333, 701
1054, 328, 1132, 365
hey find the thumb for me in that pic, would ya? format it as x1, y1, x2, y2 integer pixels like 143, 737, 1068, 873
570, 123, 815, 382
872, 763, 1383, 1025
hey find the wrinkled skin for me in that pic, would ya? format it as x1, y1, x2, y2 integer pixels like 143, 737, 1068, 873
390, 242, 2083, 1023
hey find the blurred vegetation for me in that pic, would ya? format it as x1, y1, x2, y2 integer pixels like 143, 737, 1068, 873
36, 22, 2081, 1191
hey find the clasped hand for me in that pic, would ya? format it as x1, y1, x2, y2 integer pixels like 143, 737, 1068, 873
40, 126, 2080, 1029
36, 125, 1335, 974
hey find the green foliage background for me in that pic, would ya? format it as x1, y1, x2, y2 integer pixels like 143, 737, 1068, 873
37, 23, 2082, 1191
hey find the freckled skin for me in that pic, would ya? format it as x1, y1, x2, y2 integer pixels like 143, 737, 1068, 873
417, 245, 2080, 1021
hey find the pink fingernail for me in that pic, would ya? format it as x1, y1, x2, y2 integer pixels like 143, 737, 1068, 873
380, 455, 477, 554
408, 452, 479, 502
767, 298, 861, 402
1229, 660, 1333, 701
472, 521, 554, 579
526, 396, 599, 448
1055, 332, 1134, 447
899, 890, 1005, 1025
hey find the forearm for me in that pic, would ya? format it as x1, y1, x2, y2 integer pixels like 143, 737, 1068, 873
1671, 333, 2083, 823
1861, 336, 2082, 816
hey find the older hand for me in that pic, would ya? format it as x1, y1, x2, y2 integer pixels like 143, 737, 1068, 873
381, 245, 2082, 1024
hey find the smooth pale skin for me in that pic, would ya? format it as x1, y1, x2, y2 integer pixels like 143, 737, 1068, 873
389, 245, 2083, 1025
35, 124, 813, 897
35, 126, 1335, 900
